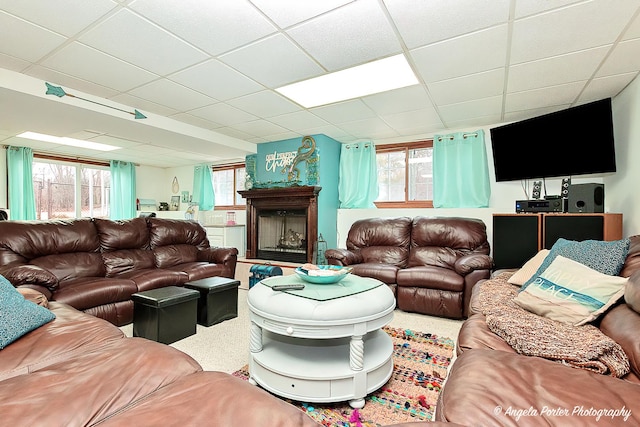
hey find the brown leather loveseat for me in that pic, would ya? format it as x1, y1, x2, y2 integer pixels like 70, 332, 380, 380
436, 235, 640, 426
325, 216, 493, 319
0, 217, 237, 326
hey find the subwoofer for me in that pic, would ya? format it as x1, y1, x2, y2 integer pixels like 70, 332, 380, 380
567, 183, 604, 213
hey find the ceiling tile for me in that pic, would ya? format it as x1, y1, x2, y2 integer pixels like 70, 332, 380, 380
311, 99, 377, 124
411, 25, 508, 83
231, 119, 289, 138
510, 0, 640, 64
439, 96, 503, 124
129, 0, 276, 56
508, 46, 610, 93
129, 79, 215, 111
361, 85, 432, 115
429, 69, 504, 106
513, 0, 584, 19
597, 38, 640, 77
41, 42, 158, 91
287, 0, 401, 71
79, 9, 208, 75
579, 73, 638, 102
0, 0, 117, 36
251, 0, 354, 28
384, 0, 510, 49
339, 117, 399, 139
382, 108, 443, 131
226, 90, 301, 118
170, 59, 262, 101
0, 11, 67, 62
505, 81, 586, 112
268, 110, 329, 132
219, 34, 324, 88
189, 102, 258, 126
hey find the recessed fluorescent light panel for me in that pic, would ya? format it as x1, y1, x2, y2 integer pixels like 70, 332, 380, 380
276, 54, 419, 108
17, 132, 120, 151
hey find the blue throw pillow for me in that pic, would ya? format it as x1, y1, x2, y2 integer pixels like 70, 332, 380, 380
521, 238, 630, 291
0, 275, 56, 349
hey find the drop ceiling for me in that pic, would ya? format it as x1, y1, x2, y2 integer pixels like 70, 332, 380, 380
1, 0, 639, 168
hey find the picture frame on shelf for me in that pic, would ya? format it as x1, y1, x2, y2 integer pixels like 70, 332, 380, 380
170, 196, 180, 211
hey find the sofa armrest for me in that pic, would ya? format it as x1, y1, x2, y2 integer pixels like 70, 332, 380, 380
325, 249, 363, 266
0, 264, 59, 292
198, 247, 238, 278
454, 254, 494, 276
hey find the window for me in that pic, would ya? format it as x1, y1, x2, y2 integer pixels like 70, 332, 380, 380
212, 163, 246, 209
375, 141, 433, 208
32, 157, 110, 220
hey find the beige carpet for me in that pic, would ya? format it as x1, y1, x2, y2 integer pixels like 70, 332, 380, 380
120, 288, 463, 374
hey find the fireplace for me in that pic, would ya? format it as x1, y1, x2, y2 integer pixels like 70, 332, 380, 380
239, 186, 320, 264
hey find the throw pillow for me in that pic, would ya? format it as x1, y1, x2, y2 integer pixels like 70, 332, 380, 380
514, 255, 628, 326
521, 238, 630, 290
508, 249, 550, 286
0, 275, 56, 350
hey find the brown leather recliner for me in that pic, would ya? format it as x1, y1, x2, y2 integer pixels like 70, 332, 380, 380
325, 216, 493, 319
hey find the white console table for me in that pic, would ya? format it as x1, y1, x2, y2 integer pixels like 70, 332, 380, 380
247, 275, 395, 408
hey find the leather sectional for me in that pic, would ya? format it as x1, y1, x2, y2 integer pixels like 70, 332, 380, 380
436, 235, 640, 426
0, 217, 238, 326
325, 216, 493, 319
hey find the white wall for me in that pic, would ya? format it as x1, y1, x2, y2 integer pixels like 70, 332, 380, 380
606, 75, 640, 236
0, 146, 6, 209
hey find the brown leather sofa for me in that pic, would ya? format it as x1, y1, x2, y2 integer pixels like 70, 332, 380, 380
436, 235, 640, 426
0, 288, 318, 427
325, 216, 493, 319
0, 217, 238, 326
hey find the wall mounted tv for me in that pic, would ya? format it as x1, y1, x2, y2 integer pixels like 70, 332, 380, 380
490, 98, 616, 182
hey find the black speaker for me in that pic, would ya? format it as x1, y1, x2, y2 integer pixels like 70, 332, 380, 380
493, 215, 540, 269
567, 183, 604, 213
561, 177, 571, 199
532, 181, 542, 199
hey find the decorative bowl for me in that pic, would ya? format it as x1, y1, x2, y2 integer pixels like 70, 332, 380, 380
294, 265, 353, 284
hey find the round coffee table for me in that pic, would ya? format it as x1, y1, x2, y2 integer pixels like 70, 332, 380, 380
247, 274, 395, 408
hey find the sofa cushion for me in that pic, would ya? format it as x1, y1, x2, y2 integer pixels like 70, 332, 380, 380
515, 255, 628, 326
410, 216, 490, 254
0, 275, 55, 350
53, 277, 138, 311
346, 217, 411, 267
154, 245, 199, 268
436, 349, 640, 426
507, 249, 549, 286
522, 237, 630, 290
600, 303, 640, 378
94, 217, 150, 251
148, 218, 209, 250
32, 253, 106, 282
397, 265, 464, 291
102, 249, 155, 277
117, 269, 189, 292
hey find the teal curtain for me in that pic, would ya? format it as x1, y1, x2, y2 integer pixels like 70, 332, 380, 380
6, 146, 36, 220
338, 141, 378, 208
110, 160, 137, 219
433, 130, 490, 208
193, 164, 215, 211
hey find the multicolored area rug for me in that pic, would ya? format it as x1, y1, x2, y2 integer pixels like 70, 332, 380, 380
232, 326, 454, 426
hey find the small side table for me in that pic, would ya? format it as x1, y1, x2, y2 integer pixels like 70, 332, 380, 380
184, 277, 240, 326
132, 286, 200, 344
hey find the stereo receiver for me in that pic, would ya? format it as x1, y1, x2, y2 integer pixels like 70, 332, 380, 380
515, 199, 566, 213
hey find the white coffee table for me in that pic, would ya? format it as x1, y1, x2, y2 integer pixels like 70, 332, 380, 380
247, 274, 395, 408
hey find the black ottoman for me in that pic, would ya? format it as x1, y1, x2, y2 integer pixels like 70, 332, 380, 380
184, 277, 240, 326
132, 286, 200, 344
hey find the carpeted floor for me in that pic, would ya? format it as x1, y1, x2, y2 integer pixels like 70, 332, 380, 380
232, 326, 455, 426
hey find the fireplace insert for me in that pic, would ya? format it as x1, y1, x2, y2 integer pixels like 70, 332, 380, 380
257, 209, 307, 263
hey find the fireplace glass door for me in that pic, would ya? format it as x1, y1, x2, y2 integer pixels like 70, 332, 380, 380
257, 209, 307, 263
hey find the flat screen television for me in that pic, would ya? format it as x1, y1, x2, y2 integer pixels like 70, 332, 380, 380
490, 98, 616, 182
